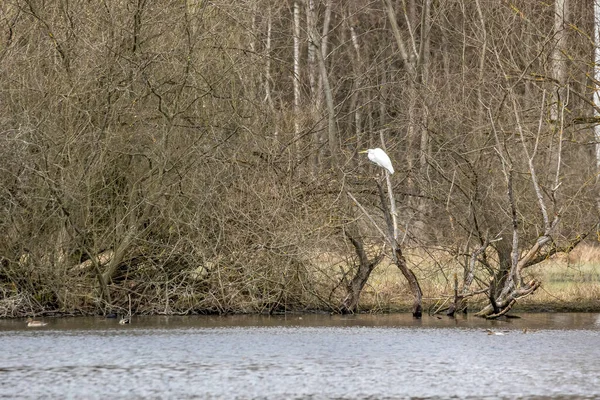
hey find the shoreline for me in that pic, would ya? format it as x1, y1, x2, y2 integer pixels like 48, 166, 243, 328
3, 301, 600, 319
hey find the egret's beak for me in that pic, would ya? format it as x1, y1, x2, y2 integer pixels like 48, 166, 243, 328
358, 150, 368, 154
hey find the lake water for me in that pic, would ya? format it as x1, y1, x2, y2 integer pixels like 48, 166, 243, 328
1, 313, 599, 399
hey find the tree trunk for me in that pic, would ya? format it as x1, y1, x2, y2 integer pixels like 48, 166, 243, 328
293, 0, 301, 160
551, 0, 568, 122
594, 0, 600, 214
347, 180, 423, 318
376, 182, 422, 317
416, 0, 432, 241
492, 239, 513, 299
315, 29, 337, 164
341, 231, 383, 314
306, 0, 318, 173
474, 0, 487, 124
394, 247, 423, 318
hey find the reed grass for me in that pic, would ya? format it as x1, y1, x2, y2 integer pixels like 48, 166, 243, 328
518, 245, 600, 311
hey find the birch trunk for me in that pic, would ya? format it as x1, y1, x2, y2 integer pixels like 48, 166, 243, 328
293, 1, 301, 159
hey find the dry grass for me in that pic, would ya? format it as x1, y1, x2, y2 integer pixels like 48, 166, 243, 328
346, 244, 600, 313
350, 249, 465, 312
519, 245, 600, 311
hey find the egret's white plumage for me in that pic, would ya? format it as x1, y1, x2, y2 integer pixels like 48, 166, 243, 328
360, 148, 394, 174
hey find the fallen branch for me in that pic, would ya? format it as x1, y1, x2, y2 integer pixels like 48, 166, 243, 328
70, 250, 114, 272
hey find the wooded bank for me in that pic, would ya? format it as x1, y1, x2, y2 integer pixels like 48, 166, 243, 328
1, 0, 599, 318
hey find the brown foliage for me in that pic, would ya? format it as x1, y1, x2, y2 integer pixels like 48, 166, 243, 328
0, 0, 597, 316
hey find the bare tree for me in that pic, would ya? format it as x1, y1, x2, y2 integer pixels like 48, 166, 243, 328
2, 0, 599, 318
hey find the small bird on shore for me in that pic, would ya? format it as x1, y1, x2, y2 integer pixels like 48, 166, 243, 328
119, 317, 130, 325
26, 318, 48, 327
486, 329, 506, 336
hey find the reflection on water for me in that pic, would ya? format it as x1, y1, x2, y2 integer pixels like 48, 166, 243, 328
1, 313, 599, 399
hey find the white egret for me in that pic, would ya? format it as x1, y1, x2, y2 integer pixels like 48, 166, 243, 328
359, 148, 394, 174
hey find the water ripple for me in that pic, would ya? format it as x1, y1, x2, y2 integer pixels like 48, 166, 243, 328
0, 315, 599, 399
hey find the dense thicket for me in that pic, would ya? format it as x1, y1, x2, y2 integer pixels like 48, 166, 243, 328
1, 0, 598, 317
